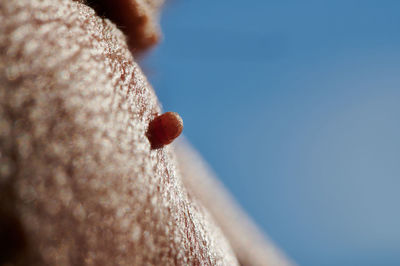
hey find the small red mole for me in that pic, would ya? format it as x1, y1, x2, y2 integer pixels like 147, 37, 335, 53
146, 112, 183, 149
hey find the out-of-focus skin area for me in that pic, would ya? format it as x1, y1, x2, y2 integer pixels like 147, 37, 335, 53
0, 0, 290, 265
78, 0, 164, 53
176, 139, 292, 266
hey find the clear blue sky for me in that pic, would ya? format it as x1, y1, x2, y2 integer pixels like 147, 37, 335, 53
143, 1, 400, 265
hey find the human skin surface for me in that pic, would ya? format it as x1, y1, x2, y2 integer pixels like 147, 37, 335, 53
0, 0, 291, 265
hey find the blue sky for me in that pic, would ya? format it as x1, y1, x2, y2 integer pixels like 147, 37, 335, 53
143, 1, 400, 265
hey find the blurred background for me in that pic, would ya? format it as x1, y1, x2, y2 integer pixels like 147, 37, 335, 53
143, 1, 400, 265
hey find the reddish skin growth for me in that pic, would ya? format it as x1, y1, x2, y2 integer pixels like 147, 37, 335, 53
147, 112, 183, 149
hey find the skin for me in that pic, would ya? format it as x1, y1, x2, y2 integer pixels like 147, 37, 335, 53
0, 0, 291, 265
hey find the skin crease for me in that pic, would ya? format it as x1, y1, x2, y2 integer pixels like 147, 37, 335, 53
0, 0, 291, 265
